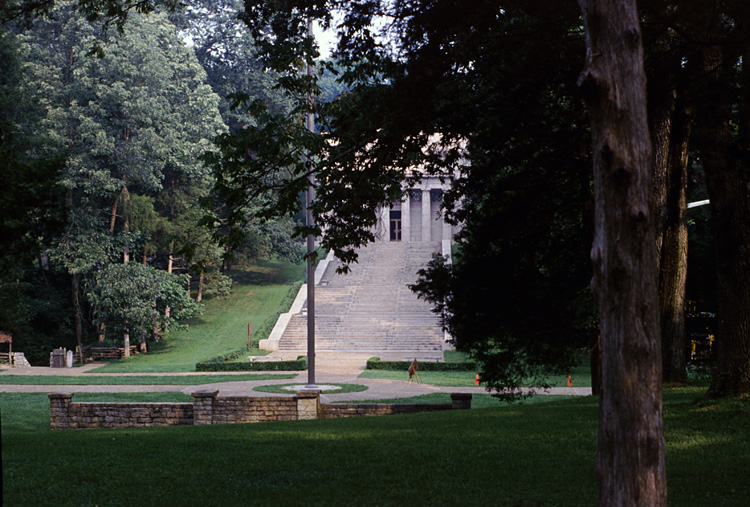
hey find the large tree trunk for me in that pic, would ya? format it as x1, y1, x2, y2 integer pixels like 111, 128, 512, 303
659, 100, 691, 384
647, 26, 690, 384
578, 1, 667, 505
649, 69, 674, 264
693, 34, 750, 398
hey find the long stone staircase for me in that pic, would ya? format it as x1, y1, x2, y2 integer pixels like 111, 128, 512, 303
277, 242, 445, 360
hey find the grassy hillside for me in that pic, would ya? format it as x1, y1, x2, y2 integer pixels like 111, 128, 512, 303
91, 258, 305, 373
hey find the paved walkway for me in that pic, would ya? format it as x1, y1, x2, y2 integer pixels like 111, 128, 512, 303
0, 353, 593, 401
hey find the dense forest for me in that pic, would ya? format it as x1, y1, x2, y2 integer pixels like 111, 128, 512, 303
0, 0, 304, 363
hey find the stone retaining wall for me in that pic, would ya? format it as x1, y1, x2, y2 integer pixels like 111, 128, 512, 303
49, 394, 193, 430
319, 393, 472, 419
192, 390, 306, 425
49, 391, 471, 430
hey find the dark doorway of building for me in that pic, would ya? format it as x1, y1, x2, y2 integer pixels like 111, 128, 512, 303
390, 210, 402, 241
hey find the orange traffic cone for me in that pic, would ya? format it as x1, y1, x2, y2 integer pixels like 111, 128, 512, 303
567, 375, 572, 387
474, 374, 480, 385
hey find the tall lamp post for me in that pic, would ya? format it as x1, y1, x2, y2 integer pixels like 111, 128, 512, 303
305, 16, 317, 389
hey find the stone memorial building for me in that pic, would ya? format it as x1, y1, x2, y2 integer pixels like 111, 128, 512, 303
263, 140, 463, 359
375, 176, 457, 244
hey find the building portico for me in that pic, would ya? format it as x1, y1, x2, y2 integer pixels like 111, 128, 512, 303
375, 176, 456, 243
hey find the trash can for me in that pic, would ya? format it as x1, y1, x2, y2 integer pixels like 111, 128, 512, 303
50, 348, 65, 368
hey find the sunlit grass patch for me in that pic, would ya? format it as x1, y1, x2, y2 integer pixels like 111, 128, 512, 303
358, 369, 480, 386
90, 258, 305, 373
338, 392, 579, 409
0, 374, 296, 385
361, 357, 592, 387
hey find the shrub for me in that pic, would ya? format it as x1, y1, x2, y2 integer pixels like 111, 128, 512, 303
196, 356, 307, 372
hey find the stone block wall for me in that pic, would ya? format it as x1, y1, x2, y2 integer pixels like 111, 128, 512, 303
49, 391, 472, 430
49, 393, 193, 430
319, 393, 473, 419
192, 390, 298, 425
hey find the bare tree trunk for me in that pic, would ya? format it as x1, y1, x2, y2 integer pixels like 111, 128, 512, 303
167, 247, 174, 274
122, 184, 130, 351
71, 273, 83, 354
649, 78, 674, 264
139, 327, 147, 352
123, 328, 130, 358
165, 246, 174, 321
647, 25, 690, 385
590, 326, 602, 396
122, 184, 130, 263
109, 197, 118, 234
38, 254, 50, 288
578, 1, 667, 505
66, 189, 85, 352
660, 101, 692, 384
583, 188, 600, 396
152, 301, 161, 343
196, 273, 204, 303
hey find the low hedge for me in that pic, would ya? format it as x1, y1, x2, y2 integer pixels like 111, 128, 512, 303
196, 356, 308, 372
365, 357, 477, 372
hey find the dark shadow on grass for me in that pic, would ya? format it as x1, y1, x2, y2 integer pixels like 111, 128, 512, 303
227, 268, 280, 286
227, 258, 305, 287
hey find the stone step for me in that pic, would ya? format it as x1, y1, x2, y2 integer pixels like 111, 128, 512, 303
277, 241, 445, 353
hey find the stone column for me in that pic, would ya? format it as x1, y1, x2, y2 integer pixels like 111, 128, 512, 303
378, 204, 390, 242
422, 189, 431, 242
192, 390, 218, 425
442, 214, 452, 242
401, 192, 410, 242
296, 390, 320, 420
451, 393, 472, 410
49, 393, 74, 430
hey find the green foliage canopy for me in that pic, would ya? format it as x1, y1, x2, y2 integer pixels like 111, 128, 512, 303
88, 262, 200, 337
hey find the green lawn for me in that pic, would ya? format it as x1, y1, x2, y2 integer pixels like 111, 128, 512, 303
359, 363, 592, 387
358, 369, 481, 386
0, 374, 295, 385
90, 258, 305, 373
2, 387, 748, 506
361, 355, 593, 387
339, 392, 580, 409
